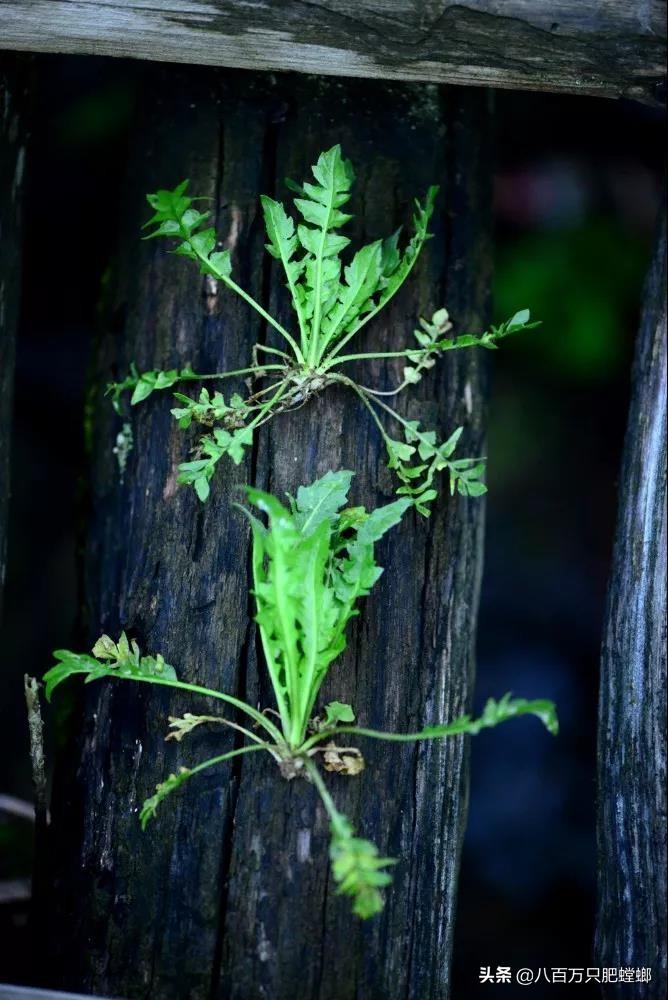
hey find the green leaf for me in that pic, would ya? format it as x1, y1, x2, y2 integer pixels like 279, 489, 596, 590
337, 506, 368, 534
227, 426, 253, 465
508, 308, 530, 328
419, 695, 559, 739
92, 634, 120, 660
262, 196, 298, 262
244, 472, 409, 746
323, 701, 356, 727
131, 376, 156, 405
380, 229, 401, 278
294, 470, 354, 535
329, 818, 397, 919
356, 498, 411, 545
143, 182, 233, 282
44, 634, 177, 701
378, 403, 487, 515
177, 421, 254, 501
320, 240, 383, 346
194, 476, 210, 502
140, 769, 191, 829
438, 426, 463, 461
261, 195, 308, 341
386, 438, 415, 467
289, 145, 355, 354
207, 250, 232, 279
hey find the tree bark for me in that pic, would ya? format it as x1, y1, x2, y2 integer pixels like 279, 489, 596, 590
48, 65, 491, 999
0, 53, 29, 624
595, 210, 667, 997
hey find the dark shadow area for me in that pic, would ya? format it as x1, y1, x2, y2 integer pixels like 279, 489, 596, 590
0, 56, 663, 991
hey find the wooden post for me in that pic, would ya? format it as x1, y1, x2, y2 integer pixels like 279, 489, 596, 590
0, 53, 29, 623
47, 65, 491, 999
596, 211, 667, 997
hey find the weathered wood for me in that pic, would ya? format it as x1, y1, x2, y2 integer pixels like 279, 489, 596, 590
0, 987, 110, 1000
46, 65, 491, 999
0, 53, 29, 624
0, 1, 665, 104
595, 211, 667, 997
218, 78, 491, 1000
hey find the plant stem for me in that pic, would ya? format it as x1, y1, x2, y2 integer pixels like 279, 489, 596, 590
332, 374, 392, 445
91, 672, 285, 743
188, 743, 270, 777
246, 379, 289, 430
181, 714, 271, 749
223, 275, 304, 363
300, 721, 469, 753
188, 743, 271, 778
180, 226, 304, 363
302, 756, 348, 838
307, 180, 337, 367
369, 393, 429, 435
254, 344, 292, 361
181, 366, 285, 381
323, 350, 415, 368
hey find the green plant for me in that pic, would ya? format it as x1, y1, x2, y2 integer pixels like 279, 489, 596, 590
108, 147, 539, 513
45, 472, 558, 919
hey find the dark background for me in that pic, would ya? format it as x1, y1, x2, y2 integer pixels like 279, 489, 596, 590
0, 55, 663, 995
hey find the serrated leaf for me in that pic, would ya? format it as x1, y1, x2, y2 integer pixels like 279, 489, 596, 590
295, 470, 354, 535
44, 634, 177, 701
417, 695, 559, 739
386, 438, 416, 467
140, 769, 191, 829
244, 472, 408, 745
320, 241, 383, 344
439, 426, 463, 459
356, 499, 411, 545
329, 819, 397, 919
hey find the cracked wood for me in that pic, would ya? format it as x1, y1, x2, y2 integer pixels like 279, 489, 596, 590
0, 0, 665, 104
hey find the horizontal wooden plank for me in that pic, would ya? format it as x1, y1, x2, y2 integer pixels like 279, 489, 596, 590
0, 1, 665, 103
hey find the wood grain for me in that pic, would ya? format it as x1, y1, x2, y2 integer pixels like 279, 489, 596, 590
0, 53, 29, 624
596, 210, 667, 997
0, 1, 665, 104
45, 64, 492, 999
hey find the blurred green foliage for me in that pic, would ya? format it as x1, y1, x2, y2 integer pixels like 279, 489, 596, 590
54, 80, 135, 146
495, 219, 650, 381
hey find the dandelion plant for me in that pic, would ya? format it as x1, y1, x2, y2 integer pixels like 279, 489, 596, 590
45, 472, 558, 919
108, 146, 539, 513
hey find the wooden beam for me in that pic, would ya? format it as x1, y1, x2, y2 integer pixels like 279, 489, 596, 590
596, 210, 667, 997
0, 1, 665, 104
